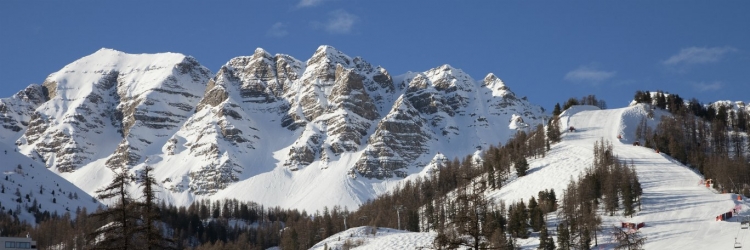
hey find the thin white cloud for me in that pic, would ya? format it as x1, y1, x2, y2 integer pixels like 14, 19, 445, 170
313, 10, 357, 34
564, 65, 616, 85
297, 0, 326, 8
267, 22, 289, 38
692, 81, 723, 91
663, 46, 738, 65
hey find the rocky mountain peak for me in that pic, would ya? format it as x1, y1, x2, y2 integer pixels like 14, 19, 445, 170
303, 45, 353, 84
310, 45, 351, 64
0, 84, 47, 143
16, 48, 210, 172
2, 46, 546, 210
253, 48, 273, 59
483, 73, 514, 98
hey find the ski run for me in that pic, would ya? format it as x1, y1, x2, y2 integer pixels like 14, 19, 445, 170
313, 104, 748, 249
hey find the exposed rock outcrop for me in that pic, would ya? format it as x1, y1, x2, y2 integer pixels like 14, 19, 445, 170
4, 45, 545, 200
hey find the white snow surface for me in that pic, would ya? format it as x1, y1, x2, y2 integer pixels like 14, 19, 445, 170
0, 141, 101, 222
311, 226, 437, 250
316, 104, 750, 249
51, 47, 543, 212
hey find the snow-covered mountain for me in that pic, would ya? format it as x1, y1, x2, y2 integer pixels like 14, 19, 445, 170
0, 46, 545, 211
0, 141, 101, 222
314, 104, 750, 249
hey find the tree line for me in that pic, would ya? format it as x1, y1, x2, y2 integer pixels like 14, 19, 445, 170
0, 93, 660, 249
0, 98, 556, 249
633, 90, 750, 195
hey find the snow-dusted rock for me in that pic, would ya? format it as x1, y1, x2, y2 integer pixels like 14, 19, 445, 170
3, 45, 546, 210
18, 49, 211, 172
0, 84, 47, 144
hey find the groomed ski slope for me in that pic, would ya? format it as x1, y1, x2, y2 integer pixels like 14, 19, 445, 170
315, 105, 747, 249
558, 105, 742, 249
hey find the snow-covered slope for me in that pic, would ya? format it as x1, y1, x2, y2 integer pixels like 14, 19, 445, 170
0, 141, 100, 223
1, 46, 545, 212
311, 226, 436, 250
490, 104, 744, 249
314, 104, 748, 249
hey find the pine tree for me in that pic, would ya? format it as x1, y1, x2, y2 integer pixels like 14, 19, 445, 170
552, 103, 562, 117
507, 200, 529, 239
655, 92, 667, 110
547, 117, 562, 143
538, 224, 556, 250
515, 157, 529, 177
491, 230, 513, 250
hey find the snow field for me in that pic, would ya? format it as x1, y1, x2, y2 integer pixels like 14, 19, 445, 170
317, 104, 747, 249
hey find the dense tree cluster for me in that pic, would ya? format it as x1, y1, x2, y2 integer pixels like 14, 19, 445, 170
633, 91, 750, 195
633, 90, 685, 114
0, 92, 666, 249
555, 139, 642, 250
563, 95, 607, 110
0, 119, 559, 249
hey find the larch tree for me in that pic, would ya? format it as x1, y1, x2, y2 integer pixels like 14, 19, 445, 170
137, 165, 175, 249
87, 166, 136, 250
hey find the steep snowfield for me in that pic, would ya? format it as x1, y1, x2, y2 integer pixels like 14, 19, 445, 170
316, 104, 747, 249
0, 141, 101, 222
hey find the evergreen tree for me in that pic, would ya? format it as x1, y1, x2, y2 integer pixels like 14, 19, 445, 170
655, 92, 667, 110
515, 157, 529, 177
553, 103, 562, 117
643, 91, 652, 105
490, 230, 513, 250
538, 224, 556, 250
737, 109, 748, 132
633, 90, 645, 104
547, 117, 562, 143
563, 98, 580, 110
507, 200, 529, 239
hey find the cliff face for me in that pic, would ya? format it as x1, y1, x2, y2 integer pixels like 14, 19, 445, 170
15, 49, 211, 173
4, 46, 545, 210
0, 84, 48, 144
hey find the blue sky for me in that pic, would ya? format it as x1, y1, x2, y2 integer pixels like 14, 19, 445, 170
1, 1, 748, 111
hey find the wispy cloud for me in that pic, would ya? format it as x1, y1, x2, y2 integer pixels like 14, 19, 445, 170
692, 81, 723, 91
564, 65, 616, 85
266, 22, 289, 38
313, 10, 358, 34
663, 46, 738, 65
297, 0, 327, 8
